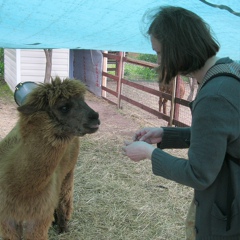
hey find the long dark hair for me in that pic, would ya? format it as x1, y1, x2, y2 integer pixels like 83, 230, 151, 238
145, 6, 220, 84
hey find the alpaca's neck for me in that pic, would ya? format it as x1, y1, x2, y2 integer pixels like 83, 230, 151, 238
17, 114, 73, 192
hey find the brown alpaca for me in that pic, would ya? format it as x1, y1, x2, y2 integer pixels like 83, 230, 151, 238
159, 75, 185, 115
0, 77, 100, 240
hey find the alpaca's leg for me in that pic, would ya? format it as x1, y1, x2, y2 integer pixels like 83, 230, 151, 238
0, 219, 22, 240
158, 97, 163, 112
24, 216, 53, 240
55, 169, 74, 233
163, 99, 167, 115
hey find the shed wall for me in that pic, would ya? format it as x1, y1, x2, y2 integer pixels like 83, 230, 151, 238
20, 49, 69, 82
4, 49, 70, 91
4, 49, 17, 91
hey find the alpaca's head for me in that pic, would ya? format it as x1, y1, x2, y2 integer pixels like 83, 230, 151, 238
17, 77, 100, 136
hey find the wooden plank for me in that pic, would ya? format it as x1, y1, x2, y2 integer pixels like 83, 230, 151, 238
101, 86, 118, 97
172, 119, 189, 127
102, 51, 108, 98
102, 72, 119, 81
102, 52, 120, 61
123, 56, 157, 68
122, 78, 172, 100
169, 77, 177, 126
107, 68, 117, 71
120, 95, 170, 122
117, 52, 124, 108
174, 98, 190, 107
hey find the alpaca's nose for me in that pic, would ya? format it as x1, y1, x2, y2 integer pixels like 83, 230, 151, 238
90, 111, 99, 119
89, 111, 100, 124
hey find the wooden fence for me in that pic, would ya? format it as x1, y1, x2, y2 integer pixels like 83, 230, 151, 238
101, 51, 193, 127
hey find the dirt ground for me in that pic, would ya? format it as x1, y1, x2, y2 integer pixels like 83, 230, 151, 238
0, 96, 17, 140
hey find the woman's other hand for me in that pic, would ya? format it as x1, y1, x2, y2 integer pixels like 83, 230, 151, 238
133, 127, 164, 144
122, 140, 155, 162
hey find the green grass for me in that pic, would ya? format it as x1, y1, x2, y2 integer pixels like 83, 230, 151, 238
107, 53, 158, 82
124, 53, 158, 82
0, 78, 14, 101
124, 63, 157, 82
0, 48, 14, 102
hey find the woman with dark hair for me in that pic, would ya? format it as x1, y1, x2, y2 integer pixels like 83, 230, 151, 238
123, 6, 240, 240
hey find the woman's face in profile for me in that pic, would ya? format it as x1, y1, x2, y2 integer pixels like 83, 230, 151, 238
150, 35, 161, 66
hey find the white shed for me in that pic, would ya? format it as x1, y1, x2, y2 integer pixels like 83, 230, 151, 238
4, 49, 102, 96
4, 49, 70, 91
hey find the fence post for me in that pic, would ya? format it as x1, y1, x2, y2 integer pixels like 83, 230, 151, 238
117, 52, 124, 109
102, 51, 108, 98
173, 75, 181, 123
169, 76, 176, 126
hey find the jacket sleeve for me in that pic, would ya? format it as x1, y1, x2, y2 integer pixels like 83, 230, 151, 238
151, 93, 239, 189
157, 127, 191, 149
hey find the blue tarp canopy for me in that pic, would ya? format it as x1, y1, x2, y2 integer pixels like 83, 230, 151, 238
0, 0, 239, 59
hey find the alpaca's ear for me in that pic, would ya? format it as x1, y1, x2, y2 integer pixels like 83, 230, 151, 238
17, 104, 38, 115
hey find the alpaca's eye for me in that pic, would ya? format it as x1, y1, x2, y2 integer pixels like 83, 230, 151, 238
59, 105, 70, 114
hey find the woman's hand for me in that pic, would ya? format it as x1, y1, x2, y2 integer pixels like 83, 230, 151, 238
133, 127, 164, 144
122, 140, 155, 162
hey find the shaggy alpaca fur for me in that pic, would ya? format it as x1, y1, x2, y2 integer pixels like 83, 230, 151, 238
0, 77, 100, 240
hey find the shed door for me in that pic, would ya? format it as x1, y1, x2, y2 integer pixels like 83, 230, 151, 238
70, 49, 102, 97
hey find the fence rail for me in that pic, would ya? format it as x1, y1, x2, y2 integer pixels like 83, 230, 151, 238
102, 51, 194, 127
